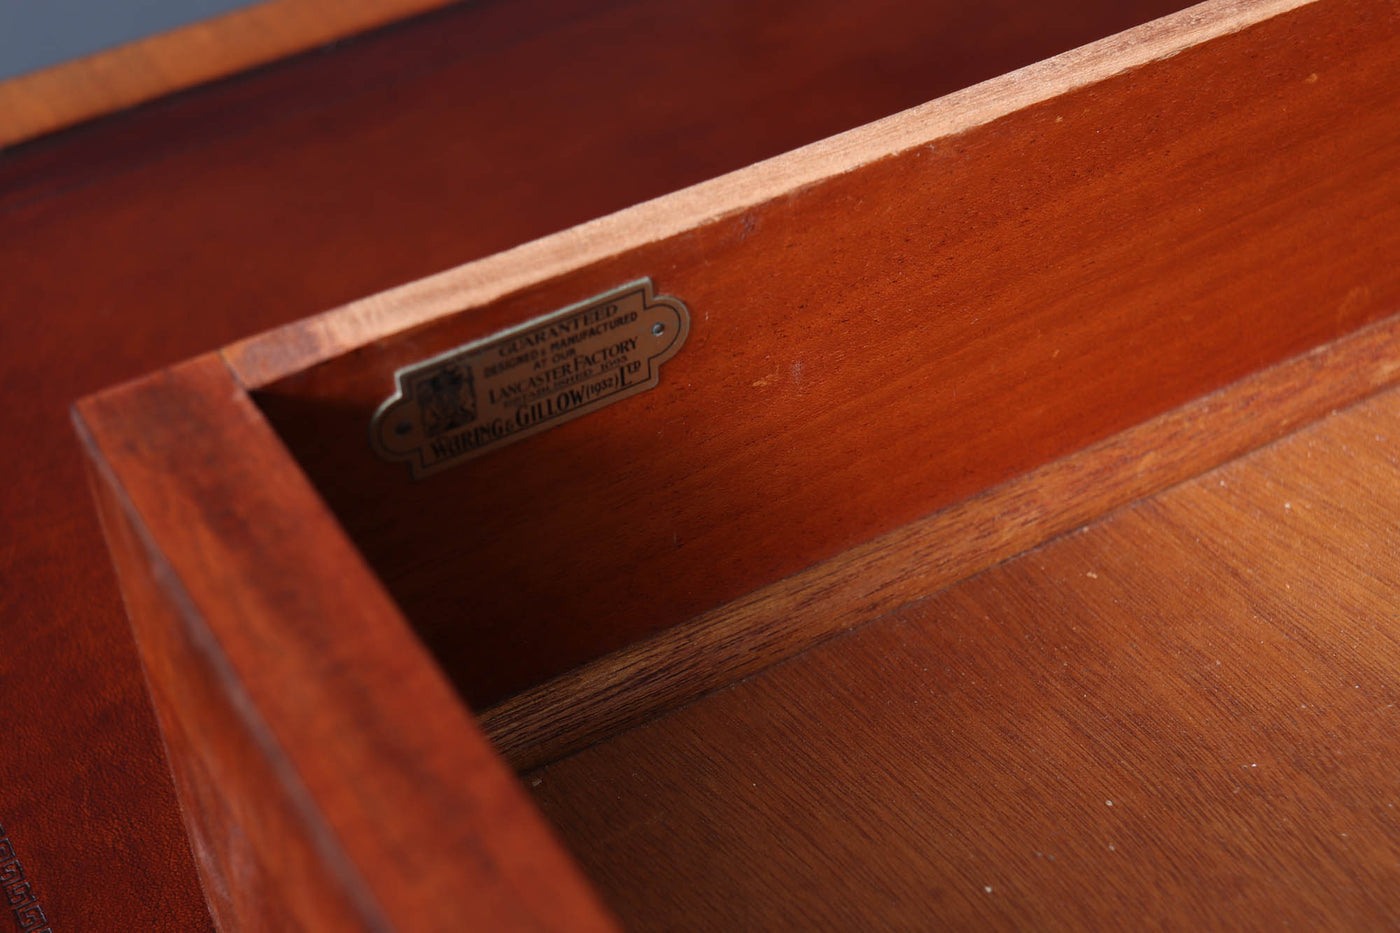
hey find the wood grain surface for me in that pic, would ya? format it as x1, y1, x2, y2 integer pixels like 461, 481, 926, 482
9, 0, 1194, 924
483, 310, 1400, 770
76, 355, 617, 932
529, 381, 1400, 931
0, 0, 460, 149
82, 417, 387, 933
226, 0, 1313, 387
253, 0, 1400, 708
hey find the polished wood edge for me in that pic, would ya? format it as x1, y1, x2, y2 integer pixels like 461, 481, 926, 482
0, 0, 461, 150
222, 0, 1317, 389
73, 355, 617, 931
483, 309, 1400, 771
73, 359, 391, 931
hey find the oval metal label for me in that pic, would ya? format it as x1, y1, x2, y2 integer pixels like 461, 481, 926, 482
370, 279, 689, 478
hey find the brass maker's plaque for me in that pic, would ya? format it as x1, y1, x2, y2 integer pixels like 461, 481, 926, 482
371, 279, 689, 478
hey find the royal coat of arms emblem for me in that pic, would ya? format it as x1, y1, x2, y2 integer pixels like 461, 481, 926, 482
414, 362, 477, 437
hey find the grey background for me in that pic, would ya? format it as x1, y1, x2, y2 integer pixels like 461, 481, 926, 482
0, 0, 262, 81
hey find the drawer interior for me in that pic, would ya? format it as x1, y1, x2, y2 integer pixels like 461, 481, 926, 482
233, 0, 1400, 925
245, 0, 1400, 733
526, 380, 1400, 929
247, 0, 1210, 711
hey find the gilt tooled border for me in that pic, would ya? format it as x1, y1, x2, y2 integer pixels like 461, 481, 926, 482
0, 826, 51, 933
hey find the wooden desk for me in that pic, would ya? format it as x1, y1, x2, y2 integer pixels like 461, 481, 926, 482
11, 0, 1393, 928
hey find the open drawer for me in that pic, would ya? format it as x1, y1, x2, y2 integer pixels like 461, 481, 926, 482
75, 0, 1400, 928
